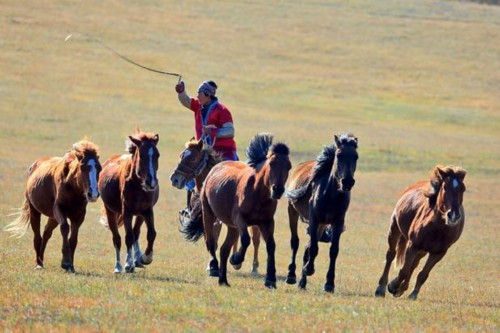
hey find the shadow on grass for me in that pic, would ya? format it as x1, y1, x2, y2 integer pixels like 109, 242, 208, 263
75, 269, 195, 285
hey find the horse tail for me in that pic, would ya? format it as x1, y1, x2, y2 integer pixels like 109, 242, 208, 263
286, 184, 311, 201
179, 192, 204, 242
395, 236, 408, 270
4, 199, 31, 238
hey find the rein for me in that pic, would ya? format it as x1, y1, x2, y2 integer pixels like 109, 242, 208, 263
175, 150, 209, 178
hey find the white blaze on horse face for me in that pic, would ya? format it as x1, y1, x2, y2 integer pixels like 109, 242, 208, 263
88, 159, 99, 199
148, 147, 157, 188
452, 178, 459, 189
183, 149, 192, 159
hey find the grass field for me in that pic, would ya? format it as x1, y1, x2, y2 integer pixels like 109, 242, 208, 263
1, 0, 499, 331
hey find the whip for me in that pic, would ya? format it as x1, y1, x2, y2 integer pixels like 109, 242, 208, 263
65, 33, 182, 82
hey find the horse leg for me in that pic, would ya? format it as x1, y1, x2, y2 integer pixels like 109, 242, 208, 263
67, 215, 85, 273
408, 252, 446, 300
122, 211, 135, 273
298, 240, 311, 289
38, 217, 58, 269
259, 221, 277, 289
203, 199, 219, 277
28, 207, 43, 269
53, 204, 73, 273
132, 216, 145, 268
219, 227, 238, 287
303, 217, 319, 277
388, 246, 419, 297
286, 204, 300, 284
106, 210, 122, 274
375, 218, 401, 297
250, 226, 261, 275
230, 233, 241, 271
141, 209, 156, 266
229, 225, 251, 268
324, 222, 344, 293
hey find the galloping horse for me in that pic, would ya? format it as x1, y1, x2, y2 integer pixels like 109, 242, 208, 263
98, 129, 160, 273
286, 133, 358, 292
182, 133, 291, 288
4, 140, 101, 272
170, 138, 262, 273
375, 165, 467, 300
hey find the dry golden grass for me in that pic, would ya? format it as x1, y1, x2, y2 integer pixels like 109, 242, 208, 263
1, 0, 499, 331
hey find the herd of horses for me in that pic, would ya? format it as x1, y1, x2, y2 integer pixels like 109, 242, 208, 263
4, 128, 467, 300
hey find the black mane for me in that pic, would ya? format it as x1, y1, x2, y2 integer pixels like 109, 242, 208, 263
311, 133, 358, 181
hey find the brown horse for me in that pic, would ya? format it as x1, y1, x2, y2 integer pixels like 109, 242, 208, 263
170, 138, 262, 273
286, 133, 358, 292
98, 129, 160, 273
4, 140, 101, 272
182, 133, 291, 288
375, 165, 467, 300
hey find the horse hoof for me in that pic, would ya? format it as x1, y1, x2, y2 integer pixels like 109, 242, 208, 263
230, 253, 243, 266
251, 266, 259, 275
140, 253, 153, 265
61, 263, 75, 273
113, 268, 122, 274
375, 285, 386, 298
408, 291, 418, 301
134, 260, 145, 269
218, 280, 231, 287
298, 277, 307, 290
35, 265, 44, 270
124, 265, 135, 273
209, 269, 220, 277
324, 284, 335, 293
232, 263, 242, 270
265, 279, 277, 289
286, 275, 297, 285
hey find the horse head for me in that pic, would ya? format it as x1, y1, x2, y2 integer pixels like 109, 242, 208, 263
266, 143, 292, 199
73, 140, 101, 202
332, 134, 359, 193
170, 138, 210, 190
429, 165, 467, 226
128, 132, 160, 192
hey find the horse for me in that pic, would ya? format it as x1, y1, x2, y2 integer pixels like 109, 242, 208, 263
181, 133, 291, 288
375, 165, 467, 300
286, 133, 358, 292
170, 137, 262, 273
98, 129, 160, 273
4, 139, 101, 273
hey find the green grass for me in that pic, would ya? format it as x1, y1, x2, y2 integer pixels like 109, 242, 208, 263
1, 0, 499, 331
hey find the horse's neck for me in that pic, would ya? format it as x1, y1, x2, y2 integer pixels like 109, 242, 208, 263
124, 154, 139, 182
57, 155, 80, 188
195, 154, 219, 191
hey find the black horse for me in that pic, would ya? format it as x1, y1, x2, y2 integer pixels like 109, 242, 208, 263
286, 133, 358, 292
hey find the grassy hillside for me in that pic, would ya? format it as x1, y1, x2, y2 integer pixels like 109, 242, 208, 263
1, 0, 499, 331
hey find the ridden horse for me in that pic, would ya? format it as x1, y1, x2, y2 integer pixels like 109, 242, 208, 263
182, 133, 291, 288
4, 140, 101, 272
375, 165, 467, 300
98, 129, 160, 273
286, 133, 358, 292
170, 138, 262, 273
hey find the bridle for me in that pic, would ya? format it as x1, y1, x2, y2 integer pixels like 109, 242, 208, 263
174, 150, 209, 179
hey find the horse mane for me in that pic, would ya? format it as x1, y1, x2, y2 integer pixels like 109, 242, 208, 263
246, 133, 289, 168
424, 165, 467, 203
125, 129, 158, 154
65, 139, 100, 182
311, 133, 358, 181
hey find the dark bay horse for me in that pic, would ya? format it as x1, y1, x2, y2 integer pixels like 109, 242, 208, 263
375, 165, 467, 300
286, 133, 358, 292
98, 129, 160, 273
170, 138, 262, 273
4, 140, 101, 272
182, 133, 291, 288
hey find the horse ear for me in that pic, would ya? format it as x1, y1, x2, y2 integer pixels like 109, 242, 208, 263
435, 165, 448, 180
333, 135, 341, 148
153, 134, 159, 144
129, 136, 141, 147
198, 139, 204, 149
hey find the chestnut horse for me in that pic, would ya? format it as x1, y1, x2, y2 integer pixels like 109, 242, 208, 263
182, 133, 291, 288
98, 129, 160, 273
170, 138, 262, 273
375, 165, 467, 300
4, 140, 101, 272
286, 133, 358, 292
